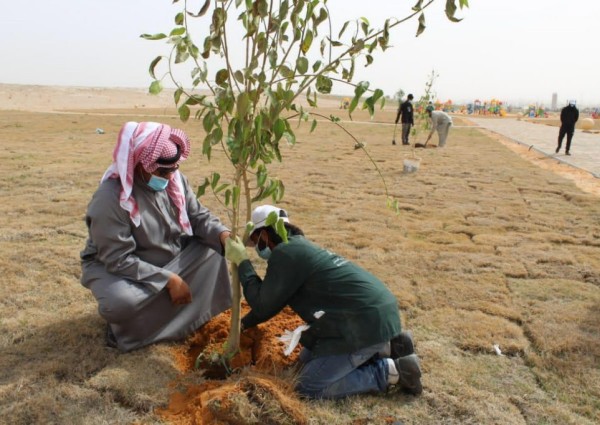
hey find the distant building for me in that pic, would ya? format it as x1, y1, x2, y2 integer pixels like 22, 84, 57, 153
552, 93, 557, 111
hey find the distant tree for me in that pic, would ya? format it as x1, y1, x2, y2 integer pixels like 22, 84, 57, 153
395, 89, 406, 103
412, 69, 438, 141
143, 0, 469, 357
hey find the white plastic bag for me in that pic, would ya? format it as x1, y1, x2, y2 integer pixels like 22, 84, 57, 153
277, 311, 325, 356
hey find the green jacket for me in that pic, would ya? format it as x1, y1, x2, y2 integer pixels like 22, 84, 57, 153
238, 236, 401, 357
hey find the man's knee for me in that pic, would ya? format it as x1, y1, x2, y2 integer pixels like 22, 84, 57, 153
295, 377, 327, 399
97, 296, 139, 323
96, 286, 156, 323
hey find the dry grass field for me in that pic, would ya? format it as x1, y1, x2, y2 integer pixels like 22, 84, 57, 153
1, 85, 599, 424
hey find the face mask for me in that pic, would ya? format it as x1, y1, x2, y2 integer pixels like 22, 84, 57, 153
147, 175, 169, 191
254, 231, 272, 260
255, 244, 272, 260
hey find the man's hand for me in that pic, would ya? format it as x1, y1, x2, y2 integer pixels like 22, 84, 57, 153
166, 273, 192, 305
225, 236, 249, 266
219, 230, 231, 249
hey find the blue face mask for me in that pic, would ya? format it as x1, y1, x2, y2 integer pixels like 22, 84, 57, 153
254, 231, 272, 260
255, 244, 272, 260
147, 175, 169, 191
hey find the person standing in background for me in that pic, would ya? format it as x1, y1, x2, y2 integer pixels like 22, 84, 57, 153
556, 100, 579, 155
395, 94, 415, 146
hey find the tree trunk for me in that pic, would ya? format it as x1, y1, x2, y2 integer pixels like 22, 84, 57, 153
226, 264, 241, 354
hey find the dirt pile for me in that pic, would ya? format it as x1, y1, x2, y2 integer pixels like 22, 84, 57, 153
157, 305, 307, 424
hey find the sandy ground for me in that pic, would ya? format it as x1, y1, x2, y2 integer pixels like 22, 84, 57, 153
2, 84, 599, 424
2, 83, 595, 197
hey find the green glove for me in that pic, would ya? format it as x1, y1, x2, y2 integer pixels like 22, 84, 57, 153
225, 236, 249, 266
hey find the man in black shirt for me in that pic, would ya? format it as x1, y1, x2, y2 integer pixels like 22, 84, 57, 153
556, 100, 579, 155
395, 93, 415, 145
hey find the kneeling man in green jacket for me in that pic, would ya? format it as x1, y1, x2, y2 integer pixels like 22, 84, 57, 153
225, 205, 422, 399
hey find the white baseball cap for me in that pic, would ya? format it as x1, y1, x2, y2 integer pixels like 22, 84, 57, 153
248, 205, 289, 244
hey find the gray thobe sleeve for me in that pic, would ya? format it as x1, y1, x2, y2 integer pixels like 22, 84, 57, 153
181, 175, 229, 255
86, 184, 172, 293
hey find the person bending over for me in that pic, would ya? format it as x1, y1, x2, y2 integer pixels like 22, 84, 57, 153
225, 205, 422, 399
425, 106, 453, 147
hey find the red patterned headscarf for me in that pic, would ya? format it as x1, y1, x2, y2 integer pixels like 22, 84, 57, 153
101, 122, 193, 234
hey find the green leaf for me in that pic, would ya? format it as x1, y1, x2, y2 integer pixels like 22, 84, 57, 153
175, 47, 189, 64
279, 65, 294, 79
310, 119, 317, 133
338, 21, 349, 38
412, 0, 424, 12
215, 68, 229, 86
276, 218, 288, 243
140, 33, 167, 40
174, 87, 183, 105
268, 49, 278, 68
445, 0, 463, 22
273, 118, 286, 141
148, 56, 162, 79
203, 111, 215, 132
282, 131, 296, 145
361, 21, 369, 36
187, 0, 210, 18
211, 127, 223, 145
202, 135, 212, 159
349, 81, 369, 114
170, 27, 186, 36
149, 80, 163, 95
296, 57, 309, 75
185, 94, 206, 106
210, 172, 220, 188
416, 13, 426, 37
264, 211, 279, 227
314, 7, 328, 26
301, 29, 313, 54
279, 0, 289, 20
234, 70, 244, 84
316, 75, 332, 94
178, 104, 190, 121
256, 165, 267, 187
197, 177, 210, 198
236, 92, 250, 118
175, 12, 184, 25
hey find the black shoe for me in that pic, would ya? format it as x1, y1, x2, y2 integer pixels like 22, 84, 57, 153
566, 152, 571, 156
555, 147, 560, 153
106, 324, 118, 348
393, 354, 423, 395
402, 142, 410, 146
390, 331, 415, 358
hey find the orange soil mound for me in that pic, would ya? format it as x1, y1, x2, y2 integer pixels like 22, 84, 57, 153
157, 304, 306, 424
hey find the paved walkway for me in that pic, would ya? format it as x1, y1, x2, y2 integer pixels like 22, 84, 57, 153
468, 117, 600, 178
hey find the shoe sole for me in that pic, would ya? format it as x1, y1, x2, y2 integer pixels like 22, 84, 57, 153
395, 354, 423, 395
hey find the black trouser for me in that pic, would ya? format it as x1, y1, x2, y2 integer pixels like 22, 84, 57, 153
557, 124, 575, 153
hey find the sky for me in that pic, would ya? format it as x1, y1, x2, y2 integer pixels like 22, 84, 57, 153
1, 0, 599, 107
